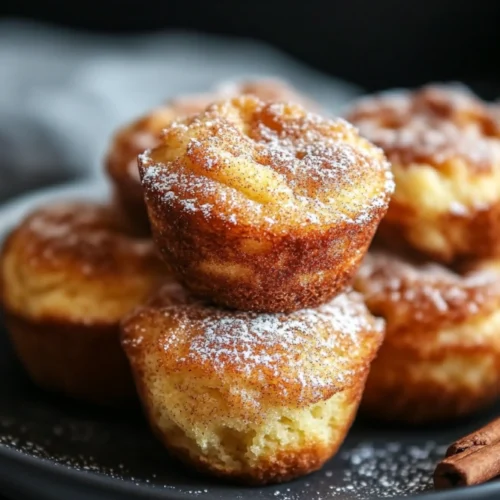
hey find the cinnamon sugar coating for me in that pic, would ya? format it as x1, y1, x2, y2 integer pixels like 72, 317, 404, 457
347, 84, 500, 262
140, 96, 393, 312
354, 251, 500, 423
107, 106, 181, 233
122, 283, 384, 483
0, 202, 167, 404
105, 79, 317, 233
348, 84, 500, 168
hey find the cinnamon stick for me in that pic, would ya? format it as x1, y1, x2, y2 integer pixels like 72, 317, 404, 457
434, 441, 500, 489
434, 417, 500, 490
446, 417, 500, 456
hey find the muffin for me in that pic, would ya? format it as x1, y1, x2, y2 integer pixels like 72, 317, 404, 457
107, 106, 182, 233
140, 96, 393, 312
354, 251, 500, 424
106, 79, 317, 233
122, 282, 385, 484
0, 202, 166, 404
347, 84, 500, 263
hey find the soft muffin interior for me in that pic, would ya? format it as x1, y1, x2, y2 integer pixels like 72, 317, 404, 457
145, 372, 360, 471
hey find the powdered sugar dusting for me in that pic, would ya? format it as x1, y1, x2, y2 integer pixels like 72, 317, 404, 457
12, 202, 155, 275
0, 412, 454, 499
356, 252, 500, 321
347, 84, 500, 170
137, 290, 384, 405
330, 441, 445, 498
140, 97, 393, 229
109, 79, 320, 190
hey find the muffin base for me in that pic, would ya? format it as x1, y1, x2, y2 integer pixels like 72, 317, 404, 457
377, 198, 500, 263
4, 310, 135, 405
361, 343, 500, 424
133, 371, 366, 485
112, 188, 150, 237
148, 205, 379, 313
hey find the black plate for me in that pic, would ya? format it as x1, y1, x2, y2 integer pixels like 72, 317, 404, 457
1, 182, 500, 500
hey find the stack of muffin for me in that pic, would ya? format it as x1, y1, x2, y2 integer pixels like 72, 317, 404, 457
5, 80, 498, 484
347, 84, 500, 425
0, 79, 392, 484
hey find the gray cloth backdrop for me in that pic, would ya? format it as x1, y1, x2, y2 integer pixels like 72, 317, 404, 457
0, 20, 361, 202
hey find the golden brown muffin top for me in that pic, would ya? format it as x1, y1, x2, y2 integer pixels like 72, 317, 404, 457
2, 202, 158, 278
122, 285, 384, 408
106, 106, 181, 185
140, 96, 393, 230
106, 79, 318, 185
347, 84, 500, 171
213, 78, 319, 110
355, 251, 500, 332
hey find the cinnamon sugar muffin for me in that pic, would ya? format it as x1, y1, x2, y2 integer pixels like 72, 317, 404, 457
354, 251, 500, 424
140, 96, 393, 312
347, 84, 500, 262
106, 79, 317, 233
0, 202, 166, 404
122, 284, 384, 484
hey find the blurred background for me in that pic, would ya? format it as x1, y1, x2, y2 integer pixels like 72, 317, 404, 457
1, 1, 499, 202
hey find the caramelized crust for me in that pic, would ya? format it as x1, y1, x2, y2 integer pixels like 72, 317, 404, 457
140, 96, 393, 312
105, 79, 317, 233
355, 251, 500, 423
122, 283, 384, 483
0, 202, 167, 404
347, 85, 500, 262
